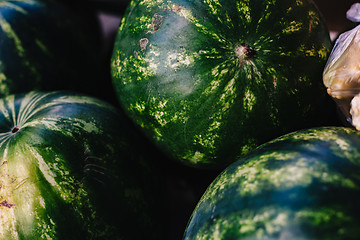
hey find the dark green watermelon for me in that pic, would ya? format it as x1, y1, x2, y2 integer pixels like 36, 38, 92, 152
0, 0, 108, 100
111, 0, 332, 169
0, 91, 164, 240
184, 127, 360, 239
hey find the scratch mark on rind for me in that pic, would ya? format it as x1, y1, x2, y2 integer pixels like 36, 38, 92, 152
14, 178, 28, 190
147, 13, 163, 34
140, 38, 149, 51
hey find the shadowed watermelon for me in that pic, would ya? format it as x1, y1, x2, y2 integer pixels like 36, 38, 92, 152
0, 0, 106, 99
184, 127, 360, 239
0, 91, 164, 240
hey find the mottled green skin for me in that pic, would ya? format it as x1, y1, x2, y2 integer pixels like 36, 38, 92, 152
0, 0, 103, 98
0, 91, 164, 240
184, 127, 360, 239
111, 0, 332, 168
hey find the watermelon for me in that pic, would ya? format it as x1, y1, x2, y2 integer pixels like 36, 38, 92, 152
0, 0, 107, 100
0, 91, 164, 239
111, 0, 332, 169
184, 127, 360, 239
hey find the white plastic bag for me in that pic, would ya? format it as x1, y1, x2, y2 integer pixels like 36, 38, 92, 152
323, 3, 360, 130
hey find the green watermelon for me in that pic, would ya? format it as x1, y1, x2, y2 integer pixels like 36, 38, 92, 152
0, 91, 164, 240
0, 0, 107, 99
184, 127, 360, 239
111, 0, 332, 169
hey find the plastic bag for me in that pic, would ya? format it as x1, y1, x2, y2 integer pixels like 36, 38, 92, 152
323, 3, 360, 130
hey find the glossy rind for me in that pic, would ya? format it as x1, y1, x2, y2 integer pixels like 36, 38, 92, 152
111, 0, 332, 168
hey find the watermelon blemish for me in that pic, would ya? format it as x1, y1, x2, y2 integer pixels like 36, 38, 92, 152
148, 13, 163, 34
0, 200, 15, 208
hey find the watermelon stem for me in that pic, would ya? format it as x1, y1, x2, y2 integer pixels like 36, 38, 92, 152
235, 43, 255, 63
11, 126, 20, 134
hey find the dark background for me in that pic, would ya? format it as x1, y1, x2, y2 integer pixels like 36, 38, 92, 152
95, 0, 359, 55
62, 0, 360, 239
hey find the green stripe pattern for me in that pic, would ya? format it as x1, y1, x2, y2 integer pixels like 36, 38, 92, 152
111, 0, 331, 168
0, 91, 162, 239
184, 127, 360, 239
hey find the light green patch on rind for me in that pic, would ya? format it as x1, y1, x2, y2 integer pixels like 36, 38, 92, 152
236, 0, 251, 24
201, 150, 358, 206
203, 0, 222, 15
0, 0, 39, 12
184, 127, 360, 239
243, 88, 256, 112
281, 20, 303, 34
29, 146, 60, 191
35, 39, 50, 57
0, 142, 98, 239
256, 0, 277, 26
0, 15, 25, 57
0, 91, 134, 239
111, 0, 331, 168
174, 3, 225, 43
138, 0, 170, 8
0, 145, 53, 240
0, 62, 10, 96
271, 127, 360, 163
112, 51, 154, 85
0, 92, 111, 138
189, 206, 353, 240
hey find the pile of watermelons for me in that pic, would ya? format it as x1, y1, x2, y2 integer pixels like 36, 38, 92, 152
0, 0, 359, 239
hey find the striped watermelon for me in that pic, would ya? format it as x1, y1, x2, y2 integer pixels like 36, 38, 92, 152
0, 91, 164, 239
184, 127, 360, 239
111, 0, 332, 169
0, 0, 105, 99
